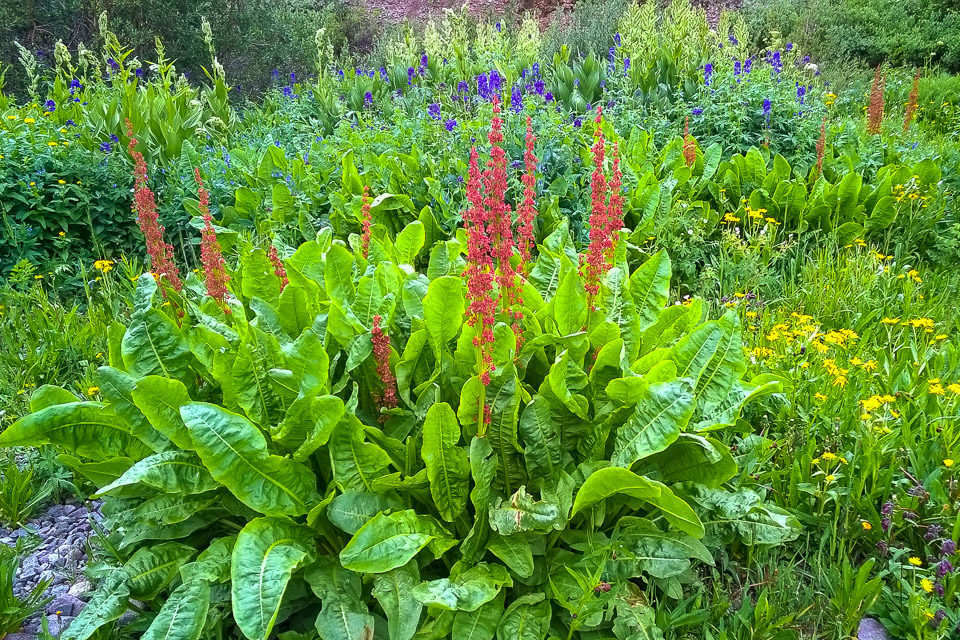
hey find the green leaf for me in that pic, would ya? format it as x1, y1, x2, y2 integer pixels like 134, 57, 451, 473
669, 311, 745, 408
124, 542, 196, 600
372, 562, 422, 640
628, 250, 671, 331
60, 569, 130, 640
340, 509, 451, 574
328, 415, 392, 492
180, 403, 320, 516
0, 402, 151, 462
487, 534, 534, 579
518, 396, 562, 486
95, 451, 219, 496
572, 466, 704, 538
232, 517, 316, 640
306, 559, 375, 640
396, 220, 426, 265
422, 402, 470, 522
325, 243, 356, 304
554, 269, 587, 336
122, 308, 192, 380
141, 580, 210, 640
96, 366, 170, 453
327, 491, 403, 535
241, 248, 281, 307
453, 591, 504, 640
635, 434, 737, 488
496, 593, 551, 640
413, 563, 512, 611
611, 379, 695, 468
423, 275, 465, 357
131, 375, 194, 450
30, 385, 78, 412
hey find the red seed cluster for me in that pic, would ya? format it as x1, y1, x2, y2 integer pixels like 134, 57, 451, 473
815, 117, 827, 175
903, 68, 921, 132
683, 116, 696, 167
581, 106, 622, 303
194, 168, 230, 308
127, 120, 181, 291
360, 185, 373, 259
268, 245, 288, 291
371, 314, 397, 410
517, 116, 538, 268
867, 65, 885, 135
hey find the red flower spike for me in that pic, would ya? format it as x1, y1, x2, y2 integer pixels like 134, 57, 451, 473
517, 115, 538, 268
683, 116, 696, 167
268, 245, 288, 291
371, 315, 398, 411
360, 185, 373, 259
606, 143, 624, 261
194, 168, 230, 308
126, 119, 182, 291
463, 146, 496, 386
867, 65, 885, 135
582, 105, 610, 299
904, 68, 921, 132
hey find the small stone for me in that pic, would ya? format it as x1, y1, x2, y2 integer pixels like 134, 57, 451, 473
46, 594, 85, 617
68, 579, 93, 597
47, 505, 65, 518
51, 584, 69, 596
46, 614, 74, 637
5, 633, 36, 640
47, 553, 61, 566
39, 569, 56, 583
858, 618, 891, 640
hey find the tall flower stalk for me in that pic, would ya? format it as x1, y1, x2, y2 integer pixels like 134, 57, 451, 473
268, 245, 288, 291
371, 314, 397, 413
127, 120, 181, 291
582, 106, 610, 300
815, 116, 827, 176
682, 116, 696, 167
194, 168, 230, 308
517, 115, 538, 268
606, 143, 623, 262
867, 65, 885, 135
903, 68, 921, 132
360, 185, 373, 259
464, 144, 496, 428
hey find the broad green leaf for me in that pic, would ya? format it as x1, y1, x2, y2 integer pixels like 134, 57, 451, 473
0, 402, 151, 462
487, 534, 534, 579
95, 451, 218, 496
56, 455, 133, 487
125, 542, 196, 600
340, 509, 451, 574
413, 563, 512, 611
518, 396, 562, 486
131, 375, 194, 449
372, 562, 422, 640
554, 269, 587, 336
396, 220, 426, 265
60, 569, 130, 640
133, 492, 218, 526
328, 415, 392, 492
241, 248, 281, 307
461, 436, 497, 564
572, 467, 704, 538
628, 250, 671, 331
423, 275, 464, 357
453, 591, 504, 640
96, 366, 169, 453
141, 580, 210, 640
496, 593, 551, 640
635, 434, 737, 488
306, 559, 375, 640
232, 517, 315, 640
669, 311, 745, 408
122, 308, 192, 380
422, 402, 470, 522
327, 491, 404, 535
325, 243, 356, 304
180, 403, 320, 516
30, 385, 78, 412
288, 395, 345, 461
611, 379, 695, 468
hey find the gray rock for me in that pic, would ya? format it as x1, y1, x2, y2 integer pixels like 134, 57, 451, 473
47, 553, 61, 566
46, 594, 85, 617
51, 584, 69, 596
45, 614, 74, 637
46, 505, 65, 519
68, 579, 93, 597
5, 633, 36, 640
39, 569, 55, 583
858, 618, 891, 640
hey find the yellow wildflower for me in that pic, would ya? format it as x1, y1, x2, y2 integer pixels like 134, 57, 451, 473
94, 259, 115, 273
86, 386, 100, 396
821, 452, 837, 461
24, 117, 35, 124
921, 578, 934, 593
909, 557, 922, 566
945, 459, 954, 468
861, 521, 872, 530
930, 384, 945, 395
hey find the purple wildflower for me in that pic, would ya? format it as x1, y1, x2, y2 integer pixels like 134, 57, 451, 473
444, 118, 457, 131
